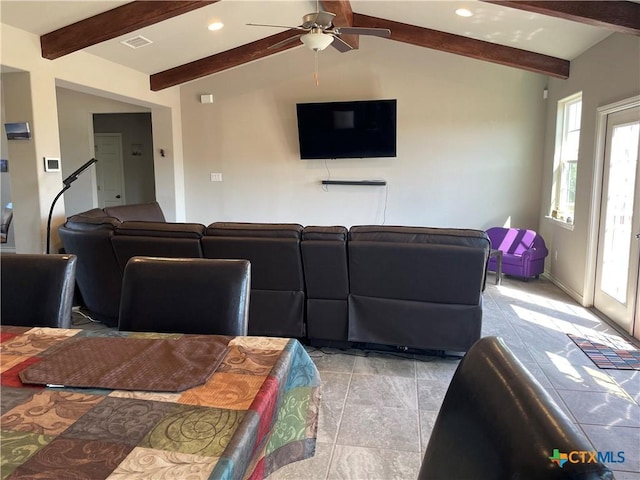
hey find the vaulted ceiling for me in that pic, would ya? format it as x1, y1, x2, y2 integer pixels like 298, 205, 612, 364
2, 1, 638, 91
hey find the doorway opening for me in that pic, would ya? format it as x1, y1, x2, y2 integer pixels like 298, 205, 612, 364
93, 112, 156, 208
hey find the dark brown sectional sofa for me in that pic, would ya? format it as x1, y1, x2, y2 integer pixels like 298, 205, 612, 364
59, 202, 491, 352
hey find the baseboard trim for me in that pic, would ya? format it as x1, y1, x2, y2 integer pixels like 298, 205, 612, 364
542, 271, 586, 306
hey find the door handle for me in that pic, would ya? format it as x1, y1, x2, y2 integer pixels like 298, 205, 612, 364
636, 233, 640, 239
115, 195, 121, 199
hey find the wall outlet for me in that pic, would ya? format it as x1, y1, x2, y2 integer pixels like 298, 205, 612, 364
210, 172, 222, 182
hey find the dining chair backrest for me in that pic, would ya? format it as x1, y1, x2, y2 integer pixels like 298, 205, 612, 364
418, 336, 613, 480
1, 253, 77, 328
118, 256, 250, 336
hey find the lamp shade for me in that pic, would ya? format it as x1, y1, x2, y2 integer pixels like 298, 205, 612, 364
301, 32, 334, 51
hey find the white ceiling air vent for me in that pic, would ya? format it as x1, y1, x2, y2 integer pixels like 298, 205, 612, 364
121, 35, 153, 49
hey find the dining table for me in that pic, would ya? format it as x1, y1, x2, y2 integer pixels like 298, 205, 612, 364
0, 325, 321, 480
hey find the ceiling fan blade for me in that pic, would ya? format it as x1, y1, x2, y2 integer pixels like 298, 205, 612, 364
336, 27, 391, 38
302, 11, 336, 29
247, 23, 306, 31
331, 35, 353, 53
268, 34, 303, 50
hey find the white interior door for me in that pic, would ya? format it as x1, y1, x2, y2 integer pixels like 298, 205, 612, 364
593, 106, 640, 337
94, 133, 126, 208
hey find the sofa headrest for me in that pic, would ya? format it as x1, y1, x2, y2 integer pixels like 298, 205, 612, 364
115, 221, 205, 239
349, 226, 490, 249
71, 208, 108, 218
64, 214, 120, 231
104, 202, 165, 222
206, 222, 303, 239
302, 226, 348, 241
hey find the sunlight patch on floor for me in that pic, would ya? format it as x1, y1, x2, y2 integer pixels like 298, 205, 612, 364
546, 352, 631, 400
547, 351, 582, 379
511, 303, 629, 349
511, 304, 558, 329
498, 285, 601, 323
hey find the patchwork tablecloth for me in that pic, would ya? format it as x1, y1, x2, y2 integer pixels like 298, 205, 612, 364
0, 326, 321, 479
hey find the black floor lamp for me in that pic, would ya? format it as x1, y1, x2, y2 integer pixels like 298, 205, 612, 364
46, 158, 98, 254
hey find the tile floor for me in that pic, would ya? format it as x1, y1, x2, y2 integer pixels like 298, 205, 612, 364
72, 276, 640, 479
266, 276, 640, 480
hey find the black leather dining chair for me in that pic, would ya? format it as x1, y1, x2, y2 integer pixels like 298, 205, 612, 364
418, 336, 613, 480
1, 253, 77, 328
118, 256, 250, 335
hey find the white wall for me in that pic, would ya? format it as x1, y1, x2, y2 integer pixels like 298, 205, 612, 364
180, 37, 547, 229
56, 89, 156, 215
1, 70, 61, 253
0, 23, 184, 251
0, 79, 15, 249
540, 33, 640, 302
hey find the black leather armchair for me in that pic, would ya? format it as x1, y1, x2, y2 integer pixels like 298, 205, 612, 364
418, 336, 613, 480
118, 256, 250, 336
1, 253, 77, 328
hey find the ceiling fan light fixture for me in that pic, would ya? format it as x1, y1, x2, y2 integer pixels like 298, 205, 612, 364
301, 32, 334, 51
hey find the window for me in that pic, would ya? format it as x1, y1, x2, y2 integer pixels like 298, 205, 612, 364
550, 92, 582, 224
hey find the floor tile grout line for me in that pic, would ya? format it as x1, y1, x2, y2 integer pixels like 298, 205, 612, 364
324, 353, 356, 479
323, 442, 335, 480
414, 356, 423, 455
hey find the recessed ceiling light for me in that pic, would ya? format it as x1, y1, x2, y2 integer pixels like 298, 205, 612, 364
208, 21, 224, 31
455, 8, 474, 17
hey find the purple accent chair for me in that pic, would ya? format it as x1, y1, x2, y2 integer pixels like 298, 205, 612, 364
486, 227, 548, 280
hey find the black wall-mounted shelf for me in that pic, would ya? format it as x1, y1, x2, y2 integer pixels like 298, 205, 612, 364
321, 180, 387, 186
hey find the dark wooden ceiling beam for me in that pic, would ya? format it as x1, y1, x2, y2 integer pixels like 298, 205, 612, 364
150, 29, 302, 91
321, 0, 359, 49
41, 1, 219, 60
353, 13, 570, 79
483, 1, 640, 36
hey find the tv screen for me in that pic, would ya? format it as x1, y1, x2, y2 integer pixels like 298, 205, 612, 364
296, 99, 397, 159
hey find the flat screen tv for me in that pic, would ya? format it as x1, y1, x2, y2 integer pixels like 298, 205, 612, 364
296, 99, 397, 159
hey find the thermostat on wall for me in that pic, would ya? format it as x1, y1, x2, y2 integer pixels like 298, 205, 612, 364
44, 157, 61, 172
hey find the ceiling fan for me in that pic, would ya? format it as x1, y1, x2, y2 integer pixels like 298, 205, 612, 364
247, 10, 391, 53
